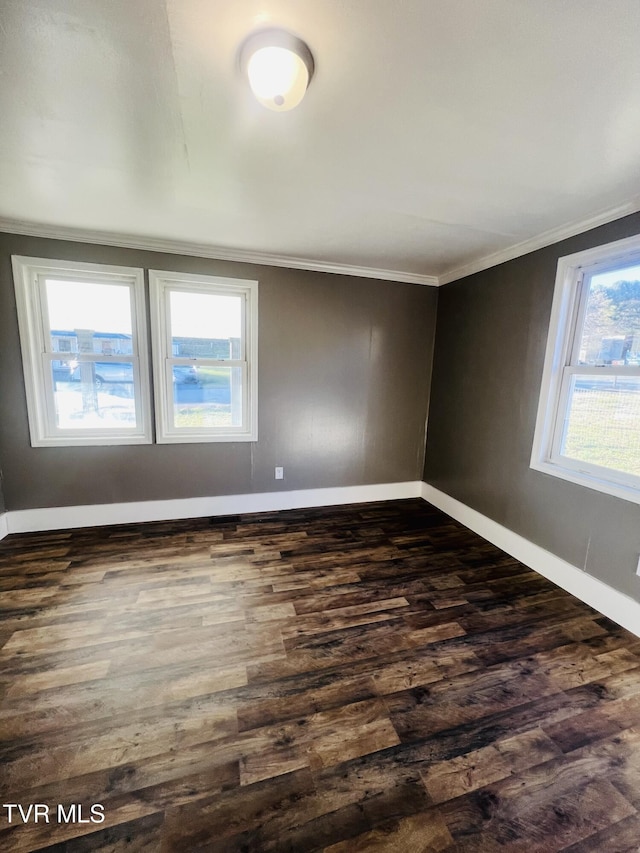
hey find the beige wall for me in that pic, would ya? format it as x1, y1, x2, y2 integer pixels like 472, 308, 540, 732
424, 212, 640, 602
0, 232, 438, 511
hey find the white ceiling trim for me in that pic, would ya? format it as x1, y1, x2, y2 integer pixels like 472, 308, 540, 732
2, 198, 639, 290
0, 219, 439, 287
438, 198, 640, 286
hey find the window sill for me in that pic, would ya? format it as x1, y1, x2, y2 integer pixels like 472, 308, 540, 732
530, 457, 640, 506
155, 431, 258, 444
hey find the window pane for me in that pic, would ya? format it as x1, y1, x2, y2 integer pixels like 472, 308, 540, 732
579, 265, 640, 365
45, 280, 133, 355
169, 291, 242, 359
560, 375, 640, 475
172, 366, 243, 428
51, 362, 137, 429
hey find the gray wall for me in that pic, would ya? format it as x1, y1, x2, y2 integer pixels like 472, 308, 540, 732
0, 232, 437, 511
424, 212, 640, 601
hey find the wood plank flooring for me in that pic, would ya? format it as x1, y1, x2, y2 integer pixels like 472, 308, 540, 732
1, 498, 640, 851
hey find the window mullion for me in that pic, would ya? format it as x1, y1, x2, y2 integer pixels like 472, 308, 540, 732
564, 364, 640, 376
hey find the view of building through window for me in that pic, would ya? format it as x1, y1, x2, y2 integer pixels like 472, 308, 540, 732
46, 279, 138, 430
47, 281, 242, 433
167, 289, 243, 430
13, 257, 258, 446
50, 326, 241, 431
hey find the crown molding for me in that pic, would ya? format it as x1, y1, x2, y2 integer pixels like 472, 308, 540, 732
437, 198, 640, 286
0, 219, 439, 287
3, 198, 639, 290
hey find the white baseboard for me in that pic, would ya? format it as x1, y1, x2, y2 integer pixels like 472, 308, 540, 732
422, 483, 640, 639
5, 481, 422, 535
6, 480, 637, 639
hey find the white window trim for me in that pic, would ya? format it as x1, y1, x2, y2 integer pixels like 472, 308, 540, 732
531, 233, 640, 505
149, 270, 258, 443
12, 256, 152, 447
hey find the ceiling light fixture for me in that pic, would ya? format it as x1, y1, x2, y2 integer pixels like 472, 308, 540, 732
239, 29, 314, 112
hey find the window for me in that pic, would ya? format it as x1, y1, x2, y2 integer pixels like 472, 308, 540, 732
532, 234, 640, 503
12, 259, 259, 448
12, 257, 152, 447
149, 270, 258, 443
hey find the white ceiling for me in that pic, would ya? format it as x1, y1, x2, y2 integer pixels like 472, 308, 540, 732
1, 0, 640, 285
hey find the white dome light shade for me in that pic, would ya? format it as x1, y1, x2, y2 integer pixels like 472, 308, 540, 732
240, 30, 314, 112
247, 47, 308, 111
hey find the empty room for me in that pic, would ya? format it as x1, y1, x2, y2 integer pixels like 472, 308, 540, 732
1, 1, 640, 850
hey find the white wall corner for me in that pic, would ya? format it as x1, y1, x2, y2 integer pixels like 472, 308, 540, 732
0, 512, 8, 541
421, 482, 640, 639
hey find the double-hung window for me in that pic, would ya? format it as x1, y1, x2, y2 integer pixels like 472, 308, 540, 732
13, 259, 258, 447
532, 234, 640, 503
12, 256, 152, 446
149, 270, 258, 443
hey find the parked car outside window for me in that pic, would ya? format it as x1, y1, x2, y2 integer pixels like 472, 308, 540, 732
63, 362, 199, 389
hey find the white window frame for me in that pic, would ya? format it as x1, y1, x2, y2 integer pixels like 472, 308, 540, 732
12, 256, 152, 447
149, 270, 258, 443
531, 233, 640, 504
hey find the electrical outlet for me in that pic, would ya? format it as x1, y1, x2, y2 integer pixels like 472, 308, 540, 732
275, 466, 284, 480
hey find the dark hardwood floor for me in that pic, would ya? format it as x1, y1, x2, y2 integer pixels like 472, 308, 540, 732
1, 498, 640, 851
